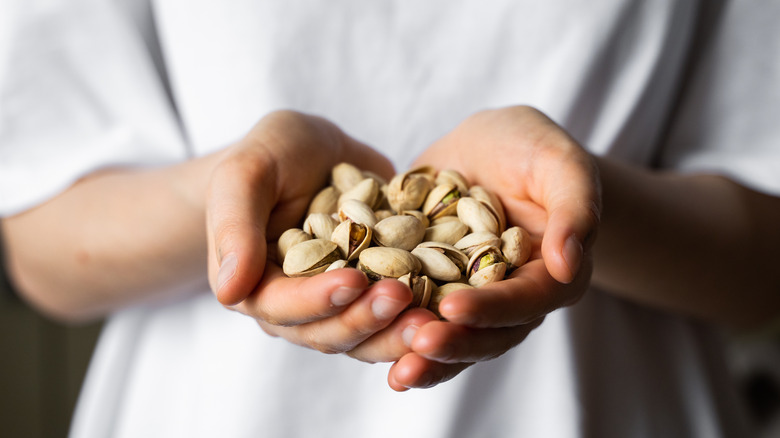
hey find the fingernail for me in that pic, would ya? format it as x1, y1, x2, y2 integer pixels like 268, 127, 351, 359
372, 296, 406, 320
217, 253, 238, 292
330, 286, 363, 307
401, 325, 418, 347
562, 235, 582, 283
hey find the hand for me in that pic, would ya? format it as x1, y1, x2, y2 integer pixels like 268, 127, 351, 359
206, 110, 437, 361
387, 106, 601, 390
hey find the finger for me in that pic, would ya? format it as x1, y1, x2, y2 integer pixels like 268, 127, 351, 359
259, 279, 413, 354
207, 145, 278, 306
409, 318, 543, 364
235, 263, 370, 325
538, 152, 601, 284
387, 353, 472, 391
346, 308, 439, 363
437, 257, 591, 328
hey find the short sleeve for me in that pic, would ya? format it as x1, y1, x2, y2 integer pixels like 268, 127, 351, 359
660, 1, 780, 196
0, 0, 186, 216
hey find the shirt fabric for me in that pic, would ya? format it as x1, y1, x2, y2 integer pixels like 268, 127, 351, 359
2, 0, 778, 436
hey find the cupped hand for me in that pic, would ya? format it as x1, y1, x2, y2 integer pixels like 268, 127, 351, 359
206, 110, 437, 360
388, 106, 601, 390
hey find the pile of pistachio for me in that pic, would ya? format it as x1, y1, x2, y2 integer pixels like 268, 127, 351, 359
277, 163, 531, 317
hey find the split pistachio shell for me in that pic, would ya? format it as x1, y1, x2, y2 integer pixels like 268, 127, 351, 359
331, 162, 364, 193
283, 239, 342, 277
308, 186, 340, 215
331, 220, 372, 260
501, 226, 532, 268
277, 228, 312, 263
422, 183, 461, 220
427, 282, 474, 318
372, 215, 425, 251
357, 247, 421, 281
455, 231, 502, 258
325, 259, 349, 272
423, 220, 469, 246
457, 197, 499, 235
387, 169, 434, 213
303, 213, 339, 240
338, 199, 377, 227
466, 245, 507, 287
469, 186, 506, 232
398, 273, 433, 308
411, 246, 463, 282
338, 177, 380, 208
435, 169, 469, 194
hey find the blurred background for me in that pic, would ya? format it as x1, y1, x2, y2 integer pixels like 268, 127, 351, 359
0, 228, 778, 437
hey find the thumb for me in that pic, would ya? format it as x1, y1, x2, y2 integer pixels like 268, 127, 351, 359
540, 157, 601, 284
207, 147, 278, 306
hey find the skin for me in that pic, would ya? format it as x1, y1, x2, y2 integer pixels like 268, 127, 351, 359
3, 106, 779, 392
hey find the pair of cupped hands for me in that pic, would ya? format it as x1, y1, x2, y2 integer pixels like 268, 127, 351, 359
206, 105, 601, 391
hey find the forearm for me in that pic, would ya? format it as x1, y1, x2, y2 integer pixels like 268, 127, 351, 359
1, 150, 227, 322
592, 156, 780, 328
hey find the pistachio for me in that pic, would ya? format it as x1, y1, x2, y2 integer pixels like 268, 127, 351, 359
423, 219, 469, 246
398, 273, 433, 308
303, 213, 339, 240
374, 209, 395, 221
501, 226, 532, 268
416, 241, 469, 272
338, 199, 377, 227
338, 177, 381, 208
400, 210, 430, 228
457, 197, 499, 235
325, 259, 350, 272
435, 169, 469, 195
331, 162, 364, 193
422, 183, 462, 220
331, 220, 372, 260
372, 215, 425, 251
361, 170, 388, 187
283, 239, 342, 277
469, 186, 506, 232
308, 186, 340, 216
411, 244, 465, 282
454, 231, 501, 258
277, 228, 312, 263
357, 247, 421, 281
466, 245, 507, 287
427, 282, 475, 319
387, 168, 434, 213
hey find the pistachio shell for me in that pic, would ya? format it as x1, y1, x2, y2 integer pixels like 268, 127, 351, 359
400, 210, 430, 228
454, 231, 501, 258
331, 220, 372, 260
277, 228, 312, 263
357, 247, 421, 281
411, 246, 462, 282
308, 186, 340, 215
501, 226, 532, 268
338, 199, 377, 227
374, 209, 395, 221
430, 215, 460, 226
362, 170, 388, 187
325, 259, 349, 272
422, 183, 461, 220
372, 215, 425, 250
423, 220, 469, 246
435, 169, 469, 194
466, 245, 507, 287
303, 213, 339, 240
331, 162, 364, 193
283, 239, 342, 277
398, 273, 433, 308
416, 241, 469, 272
338, 177, 380, 208
457, 197, 499, 235
387, 170, 434, 213
469, 185, 506, 232
427, 282, 474, 319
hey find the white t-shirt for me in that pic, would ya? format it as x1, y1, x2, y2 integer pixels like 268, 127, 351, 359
2, 0, 778, 436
